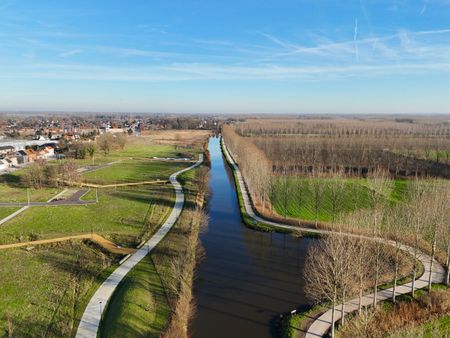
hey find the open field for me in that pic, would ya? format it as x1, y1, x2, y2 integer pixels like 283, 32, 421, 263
0, 241, 119, 337
82, 159, 190, 185
0, 183, 60, 203
75, 132, 207, 168
0, 185, 174, 246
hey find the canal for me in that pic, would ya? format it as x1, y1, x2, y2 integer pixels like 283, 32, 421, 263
190, 136, 312, 338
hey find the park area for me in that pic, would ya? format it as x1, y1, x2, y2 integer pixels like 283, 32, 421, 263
0, 130, 209, 337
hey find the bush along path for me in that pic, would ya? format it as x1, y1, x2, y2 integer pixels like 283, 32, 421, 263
75, 154, 203, 338
221, 140, 445, 338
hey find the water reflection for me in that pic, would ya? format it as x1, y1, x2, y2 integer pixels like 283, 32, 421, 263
190, 137, 313, 338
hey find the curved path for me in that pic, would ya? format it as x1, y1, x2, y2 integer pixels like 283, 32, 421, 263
222, 141, 445, 338
76, 154, 203, 338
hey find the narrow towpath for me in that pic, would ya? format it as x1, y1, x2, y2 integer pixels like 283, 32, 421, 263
0, 233, 136, 255
76, 154, 203, 338
222, 141, 445, 338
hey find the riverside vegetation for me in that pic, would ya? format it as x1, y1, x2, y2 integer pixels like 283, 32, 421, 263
222, 117, 450, 337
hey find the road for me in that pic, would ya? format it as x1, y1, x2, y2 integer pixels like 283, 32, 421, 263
222, 141, 445, 338
75, 154, 203, 338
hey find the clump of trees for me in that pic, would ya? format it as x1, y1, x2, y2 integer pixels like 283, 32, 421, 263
23, 160, 80, 188
96, 133, 127, 155
72, 143, 96, 160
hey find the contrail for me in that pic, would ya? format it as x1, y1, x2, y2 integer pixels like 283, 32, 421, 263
420, 0, 428, 16
354, 18, 359, 62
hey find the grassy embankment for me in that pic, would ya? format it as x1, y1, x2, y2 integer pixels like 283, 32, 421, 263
0, 136, 203, 337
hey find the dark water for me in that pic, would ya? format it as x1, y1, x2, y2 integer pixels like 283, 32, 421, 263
190, 137, 312, 338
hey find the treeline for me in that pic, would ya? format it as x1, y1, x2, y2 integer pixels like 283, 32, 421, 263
226, 122, 450, 178
222, 125, 272, 213
235, 118, 450, 137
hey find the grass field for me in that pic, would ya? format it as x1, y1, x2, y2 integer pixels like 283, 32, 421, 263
270, 177, 410, 222
82, 159, 190, 185
100, 256, 170, 338
0, 183, 60, 203
0, 207, 20, 220
74, 136, 201, 168
0, 184, 174, 246
0, 241, 119, 337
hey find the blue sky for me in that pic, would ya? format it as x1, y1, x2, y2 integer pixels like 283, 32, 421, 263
1, 0, 450, 114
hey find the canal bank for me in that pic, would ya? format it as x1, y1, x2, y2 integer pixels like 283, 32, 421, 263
190, 136, 312, 338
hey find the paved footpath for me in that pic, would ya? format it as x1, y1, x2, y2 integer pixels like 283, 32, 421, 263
222, 141, 445, 338
76, 154, 203, 338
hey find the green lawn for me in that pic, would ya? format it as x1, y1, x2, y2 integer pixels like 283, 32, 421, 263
0, 241, 119, 337
0, 207, 20, 220
0, 182, 60, 203
82, 159, 190, 185
100, 256, 170, 338
0, 185, 174, 246
270, 177, 410, 222
74, 140, 199, 167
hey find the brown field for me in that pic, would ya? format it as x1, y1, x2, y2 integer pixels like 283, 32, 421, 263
142, 130, 211, 146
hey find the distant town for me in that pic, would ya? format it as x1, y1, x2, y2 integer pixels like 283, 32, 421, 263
0, 114, 219, 172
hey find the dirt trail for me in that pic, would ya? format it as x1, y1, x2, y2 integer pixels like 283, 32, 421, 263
0, 233, 136, 255
58, 179, 166, 188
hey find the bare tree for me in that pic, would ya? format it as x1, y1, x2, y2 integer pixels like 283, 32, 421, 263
407, 179, 428, 297
96, 133, 113, 155
304, 234, 357, 337
23, 160, 46, 188
366, 168, 392, 306
115, 133, 127, 150
424, 181, 448, 290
